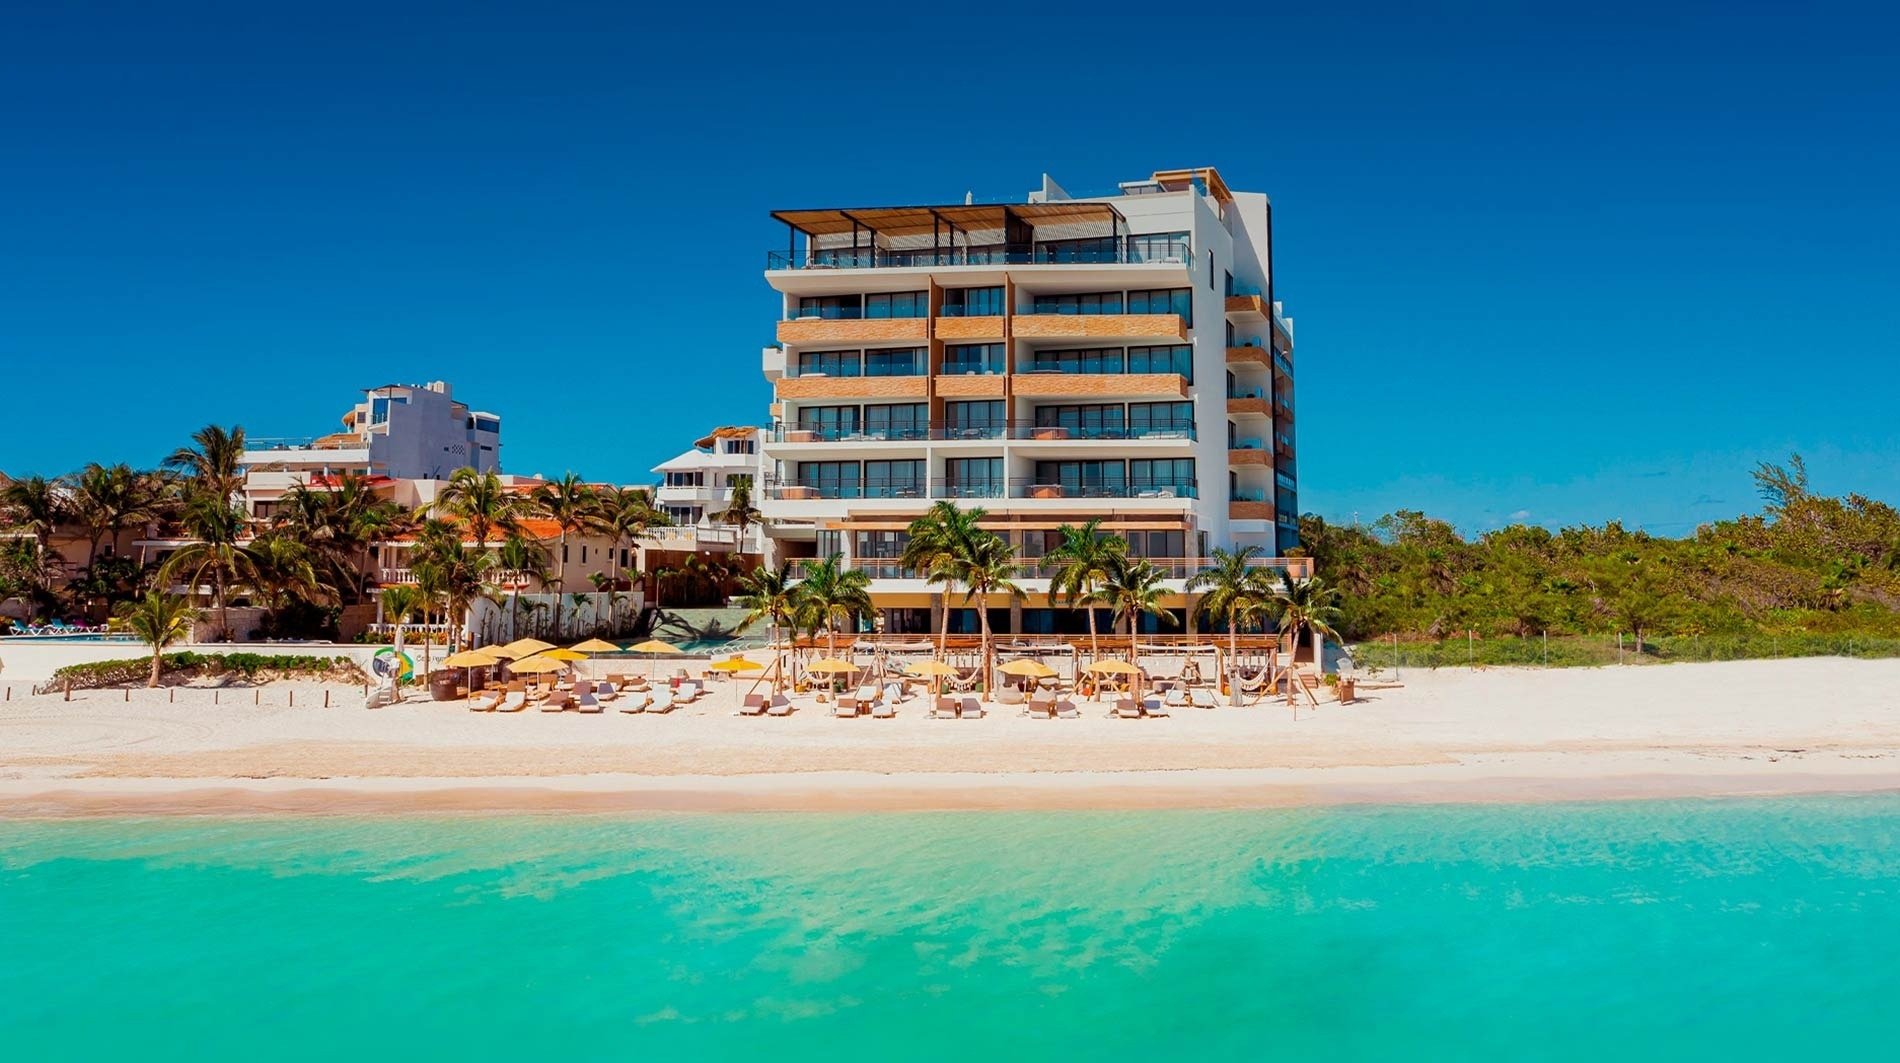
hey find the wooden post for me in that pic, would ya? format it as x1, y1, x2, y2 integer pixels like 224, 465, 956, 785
289, 690, 295, 708
324, 690, 331, 709
125, 687, 131, 703
214, 689, 219, 705
64, 679, 72, 702
170, 688, 175, 703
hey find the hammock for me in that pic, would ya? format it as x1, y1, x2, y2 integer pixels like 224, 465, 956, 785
942, 668, 984, 692
1236, 668, 1272, 693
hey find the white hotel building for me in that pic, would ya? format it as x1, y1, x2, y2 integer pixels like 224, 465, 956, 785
757, 167, 1304, 637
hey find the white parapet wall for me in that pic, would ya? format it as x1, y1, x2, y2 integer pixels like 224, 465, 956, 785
0, 641, 388, 682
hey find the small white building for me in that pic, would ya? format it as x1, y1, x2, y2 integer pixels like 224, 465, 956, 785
649, 426, 765, 555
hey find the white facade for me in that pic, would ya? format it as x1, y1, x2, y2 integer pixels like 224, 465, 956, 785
649, 427, 766, 554
754, 167, 1300, 634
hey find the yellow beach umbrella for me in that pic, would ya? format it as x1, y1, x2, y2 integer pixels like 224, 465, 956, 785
709, 657, 763, 673
495, 637, 555, 660
998, 658, 1057, 678
1086, 659, 1141, 674
442, 649, 501, 667
570, 638, 622, 654
507, 654, 567, 674
542, 648, 589, 661
905, 660, 957, 677
627, 638, 682, 679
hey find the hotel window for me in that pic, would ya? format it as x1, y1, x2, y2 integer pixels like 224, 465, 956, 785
796, 294, 862, 320
1127, 288, 1193, 324
1034, 460, 1127, 497
863, 459, 926, 498
1030, 291, 1123, 315
864, 347, 926, 376
945, 457, 1003, 498
941, 286, 1004, 317
722, 439, 756, 454
1130, 458, 1195, 494
1034, 404, 1127, 439
942, 343, 1005, 375
854, 530, 911, 560
945, 400, 1006, 438
473, 417, 500, 433
1026, 347, 1125, 375
1128, 345, 1193, 381
864, 403, 928, 440
797, 406, 861, 440
664, 471, 704, 487
864, 291, 928, 319
1224, 271, 1234, 297
798, 461, 861, 499
1034, 236, 1119, 263
798, 350, 862, 377
1018, 528, 1064, 560
1126, 231, 1190, 262
1126, 530, 1187, 559
1129, 401, 1194, 437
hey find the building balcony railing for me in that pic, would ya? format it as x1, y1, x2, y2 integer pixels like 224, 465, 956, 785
782, 554, 1312, 582
766, 243, 1189, 271
762, 477, 1199, 502
768, 421, 1197, 444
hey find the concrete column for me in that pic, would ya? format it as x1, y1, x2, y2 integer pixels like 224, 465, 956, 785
1008, 598, 1022, 637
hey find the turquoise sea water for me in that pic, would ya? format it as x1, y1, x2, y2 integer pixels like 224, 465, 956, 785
3, 799, 1897, 1060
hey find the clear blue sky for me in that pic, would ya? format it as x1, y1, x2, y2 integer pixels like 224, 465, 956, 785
4, 1, 1896, 536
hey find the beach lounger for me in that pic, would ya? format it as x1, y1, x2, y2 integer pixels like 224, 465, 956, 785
1056, 698, 1080, 719
1164, 687, 1189, 708
1025, 695, 1054, 719
842, 684, 877, 711
646, 690, 676, 714
932, 696, 959, 720
882, 682, 906, 704
959, 697, 985, 719
1190, 688, 1217, 709
674, 682, 704, 704
995, 685, 1025, 705
575, 690, 603, 713
1143, 696, 1170, 718
1114, 698, 1142, 719
497, 689, 528, 713
617, 692, 649, 714
468, 689, 502, 712
833, 697, 859, 718
738, 693, 767, 716
767, 694, 794, 716
595, 682, 620, 703
870, 695, 895, 719
540, 689, 573, 712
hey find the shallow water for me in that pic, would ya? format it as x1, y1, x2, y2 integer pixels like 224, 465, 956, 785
2, 798, 1896, 1059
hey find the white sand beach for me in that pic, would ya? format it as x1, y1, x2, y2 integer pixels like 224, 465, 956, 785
3, 657, 1898, 813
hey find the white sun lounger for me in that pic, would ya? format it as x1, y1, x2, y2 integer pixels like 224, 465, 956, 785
617, 692, 649, 714
468, 689, 502, 712
959, 697, 985, 719
1056, 698, 1080, 719
1190, 688, 1217, 708
767, 694, 794, 716
575, 690, 602, 713
870, 695, 895, 719
738, 693, 766, 716
1142, 696, 1170, 718
496, 689, 528, 713
646, 690, 676, 714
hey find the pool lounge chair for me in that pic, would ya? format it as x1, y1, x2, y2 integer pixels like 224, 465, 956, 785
674, 682, 704, 704
595, 681, 620, 703
767, 694, 794, 716
617, 691, 649, 714
468, 688, 503, 712
833, 697, 859, 718
1164, 687, 1189, 709
1025, 694, 1055, 719
959, 697, 985, 719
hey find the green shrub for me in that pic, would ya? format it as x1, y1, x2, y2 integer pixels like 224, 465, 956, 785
40, 652, 368, 693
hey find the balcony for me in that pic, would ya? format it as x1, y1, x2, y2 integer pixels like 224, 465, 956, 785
1276, 433, 1296, 458
766, 244, 1187, 271
767, 422, 1196, 444
934, 315, 1006, 340
784, 554, 1312, 583
1224, 293, 1269, 321
1011, 371, 1188, 399
761, 477, 1198, 502
1229, 500, 1274, 522
774, 375, 929, 400
1226, 392, 1270, 417
1013, 312, 1187, 342
1229, 446, 1271, 467
1008, 478, 1198, 500
935, 373, 1007, 398
1226, 343, 1272, 368
777, 316, 929, 345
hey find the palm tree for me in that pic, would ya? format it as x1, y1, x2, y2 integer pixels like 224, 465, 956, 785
494, 534, 549, 641
117, 592, 199, 687
275, 473, 408, 604
736, 562, 798, 692
159, 496, 258, 640
244, 533, 328, 617
598, 485, 668, 591
436, 468, 524, 555
412, 528, 497, 653
68, 463, 158, 571
1100, 555, 1177, 699
531, 473, 601, 639
1272, 575, 1344, 671
0, 474, 68, 555
1040, 518, 1126, 655
791, 553, 873, 659
380, 584, 422, 628
901, 500, 987, 654
960, 532, 1023, 690
164, 424, 247, 501
710, 478, 763, 547
1188, 547, 1280, 703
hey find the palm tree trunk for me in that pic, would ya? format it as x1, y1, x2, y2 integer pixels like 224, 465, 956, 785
977, 591, 991, 693
936, 585, 951, 657
149, 648, 162, 688
1229, 622, 1241, 706
1086, 594, 1099, 656
1131, 619, 1142, 702
553, 531, 567, 639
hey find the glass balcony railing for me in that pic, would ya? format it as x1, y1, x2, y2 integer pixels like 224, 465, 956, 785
761, 477, 1198, 501
767, 422, 1197, 443
767, 242, 1190, 271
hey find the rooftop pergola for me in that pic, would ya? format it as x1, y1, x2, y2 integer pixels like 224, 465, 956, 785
771, 200, 1127, 264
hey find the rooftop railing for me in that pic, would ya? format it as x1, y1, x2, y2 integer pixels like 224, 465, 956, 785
762, 477, 1199, 502
767, 241, 1189, 271
782, 554, 1312, 582
767, 421, 1197, 444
